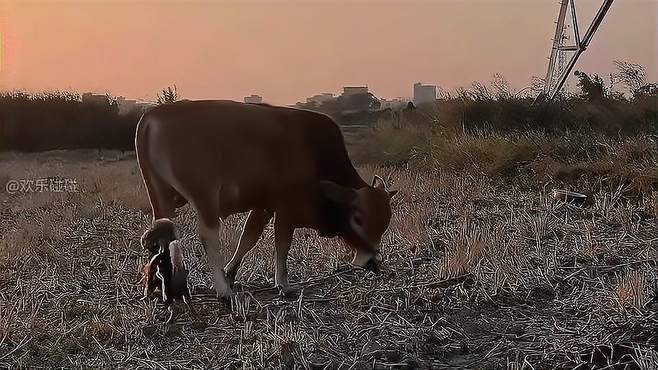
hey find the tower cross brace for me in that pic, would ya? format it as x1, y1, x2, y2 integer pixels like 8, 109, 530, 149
544, 0, 615, 99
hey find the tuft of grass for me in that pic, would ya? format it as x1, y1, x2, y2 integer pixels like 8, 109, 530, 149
615, 270, 648, 310
440, 221, 487, 279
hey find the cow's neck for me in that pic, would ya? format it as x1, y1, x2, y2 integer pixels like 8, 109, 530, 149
315, 196, 351, 238
330, 164, 368, 190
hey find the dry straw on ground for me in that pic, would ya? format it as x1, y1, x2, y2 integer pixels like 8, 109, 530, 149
0, 150, 656, 369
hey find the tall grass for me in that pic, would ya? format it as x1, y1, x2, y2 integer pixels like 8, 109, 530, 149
351, 116, 658, 193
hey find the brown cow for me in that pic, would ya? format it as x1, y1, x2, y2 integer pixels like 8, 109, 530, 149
136, 100, 396, 299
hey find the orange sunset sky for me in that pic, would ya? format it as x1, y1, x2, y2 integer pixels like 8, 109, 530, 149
0, 0, 656, 105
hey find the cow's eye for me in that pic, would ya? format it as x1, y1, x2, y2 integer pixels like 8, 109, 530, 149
354, 216, 363, 226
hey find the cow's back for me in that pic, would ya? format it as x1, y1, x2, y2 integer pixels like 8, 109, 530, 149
135, 100, 363, 213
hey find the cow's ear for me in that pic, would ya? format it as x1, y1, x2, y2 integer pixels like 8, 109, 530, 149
320, 181, 357, 204
372, 175, 386, 190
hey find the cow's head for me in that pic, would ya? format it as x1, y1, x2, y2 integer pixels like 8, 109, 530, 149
140, 218, 186, 305
321, 175, 397, 273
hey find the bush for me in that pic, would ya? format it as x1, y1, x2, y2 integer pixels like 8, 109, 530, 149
0, 91, 142, 151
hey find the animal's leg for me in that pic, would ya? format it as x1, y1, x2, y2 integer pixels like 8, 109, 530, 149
193, 198, 233, 300
225, 209, 273, 288
274, 217, 295, 296
183, 292, 196, 317
138, 167, 179, 221
198, 221, 233, 299
166, 306, 175, 324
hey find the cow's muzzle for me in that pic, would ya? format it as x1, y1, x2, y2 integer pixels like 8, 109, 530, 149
363, 257, 382, 275
353, 250, 383, 275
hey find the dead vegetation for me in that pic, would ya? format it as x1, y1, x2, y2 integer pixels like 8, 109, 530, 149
350, 120, 658, 198
0, 149, 656, 369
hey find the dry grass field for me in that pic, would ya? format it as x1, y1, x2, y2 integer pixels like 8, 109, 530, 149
0, 149, 657, 369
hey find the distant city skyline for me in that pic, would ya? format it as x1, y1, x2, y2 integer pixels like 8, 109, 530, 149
0, 1, 656, 105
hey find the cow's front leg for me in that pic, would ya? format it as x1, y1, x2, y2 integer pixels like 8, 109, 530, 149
198, 221, 233, 300
225, 209, 273, 288
274, 219, 294, 296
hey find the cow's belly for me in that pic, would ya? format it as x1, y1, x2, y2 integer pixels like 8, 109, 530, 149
217, 182, 274, 217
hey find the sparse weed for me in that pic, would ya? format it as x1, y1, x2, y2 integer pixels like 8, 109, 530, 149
615, 270, 648, 310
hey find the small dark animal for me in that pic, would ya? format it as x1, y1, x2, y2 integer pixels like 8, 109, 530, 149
141, 218, 194, 322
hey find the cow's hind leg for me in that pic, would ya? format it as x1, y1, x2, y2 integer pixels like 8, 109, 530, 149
140, 168, 179, 221
225, 209, 273, 288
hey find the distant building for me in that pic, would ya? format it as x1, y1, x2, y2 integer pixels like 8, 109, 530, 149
82, 92, 109, 105
244, 95, 263, 104
306, 93, 335, 105
82, 92, 154, 114
136, 100, 156, 111
379, 98, 408, 110
115, 96, 138, 115
342, 86, 368, 97
413, 83, 437, 106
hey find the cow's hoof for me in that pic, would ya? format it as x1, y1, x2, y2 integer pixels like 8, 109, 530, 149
216, 292, 233, 303
165, 306, 175, 324
276, 285, 298, 299
215, 287, 234, 306
225, 269, 237, 290
183, 294, 197, 317
333, 264, 352, 274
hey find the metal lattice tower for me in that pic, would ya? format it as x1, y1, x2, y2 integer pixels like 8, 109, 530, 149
544, 0, 615, 99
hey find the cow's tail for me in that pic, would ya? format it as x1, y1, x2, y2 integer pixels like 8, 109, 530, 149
135, 112, 187, 221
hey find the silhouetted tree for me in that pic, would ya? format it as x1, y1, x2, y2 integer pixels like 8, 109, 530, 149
491, 73, 512, 100
157, 85, 180, 105
612, 60, 646, 94
574, 71, 605, 101
634, 83, 658, 98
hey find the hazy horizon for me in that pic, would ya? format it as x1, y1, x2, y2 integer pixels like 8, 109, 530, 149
1, 0, 656, 105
